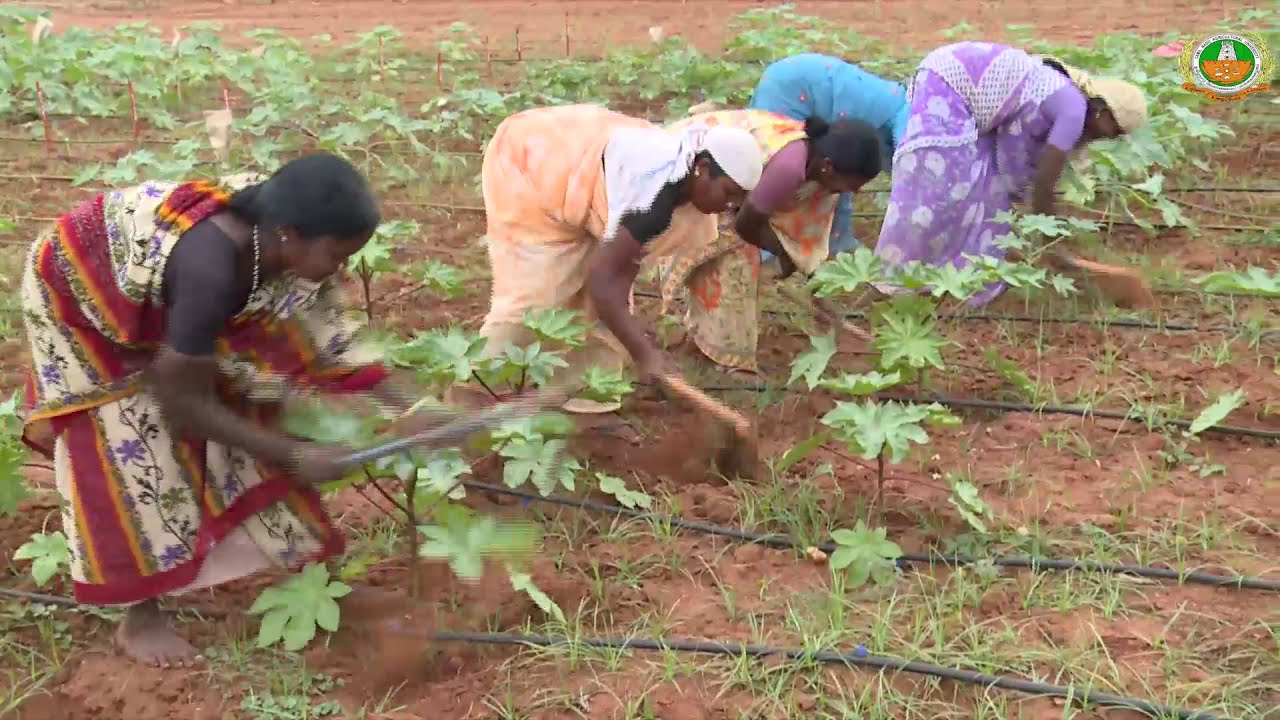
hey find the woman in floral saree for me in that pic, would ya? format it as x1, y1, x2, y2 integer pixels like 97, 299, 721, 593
873, 41, 1150, 306
478, 104, 764, 414
21, 153, 423, 666
659, 110, 884, 375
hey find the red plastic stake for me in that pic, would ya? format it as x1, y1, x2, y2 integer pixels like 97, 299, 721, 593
35, 81, 52, 157
127, 79, 140, 144
514, 27, 522, 61
564, 11, 570, 57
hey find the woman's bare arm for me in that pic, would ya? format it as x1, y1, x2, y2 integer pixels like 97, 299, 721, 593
587, 228, 660, 370
735, 204, 796, 276
1030, 144, 1070, 217
154, 220, 301, 465
149, 351, 298, 465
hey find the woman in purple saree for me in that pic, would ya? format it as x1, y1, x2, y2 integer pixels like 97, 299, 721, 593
874, 41, 1149, 306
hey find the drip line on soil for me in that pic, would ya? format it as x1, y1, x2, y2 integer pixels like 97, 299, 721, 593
696, 386, 1280, 441
430, 631, 1220, 720
902, 394, 1279, 441
0, 588, 1219, 719
629, 289, 1264, 334
0, 158, 1275, 200
0, 587, 78, 607
858, 312, 1274, 337
3, 194, 1274, 238
463, 481, 1280, 592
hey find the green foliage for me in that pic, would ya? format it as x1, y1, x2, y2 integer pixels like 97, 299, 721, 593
808, 247, 885, 298
788, 333, 837, 390
575, 366, 635, 407
413, 259, 468, 299
983, 349, 1039, 401
282, 399, 379, 446
1194, 267, 1280, 298
250, 563, 352, 651
595, 472, 653, 510
507, 567, 566, 624
0, 5, 1233, 205
5, 4, 1268, 654
389, 326, 489, 387
774, 431, 829, 475
0, 392, 30, 517
821, 400, 931, 464
829, 521, 902, 589
920, 403, 963, 429
869, 296, 948, 374
947, 477, 993, 534
413, 447, 471, 500
820, 370, 903, 397
1188, 390, 1245, 436
489, 413, 576, 447
491, 342, 569, 390
14, 532, 70, 587
522, 308, 590, 349
501, 437, 577, 496
418, 505, 540, 579
350, 220, 411, 276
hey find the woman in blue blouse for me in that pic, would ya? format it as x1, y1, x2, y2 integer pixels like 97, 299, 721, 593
748, 53, 909, 259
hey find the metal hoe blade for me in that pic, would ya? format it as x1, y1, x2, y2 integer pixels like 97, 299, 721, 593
337, 396, 554, 469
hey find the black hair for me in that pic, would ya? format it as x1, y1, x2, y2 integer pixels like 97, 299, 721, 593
1042, 59, 1108, 115
803, 116, 883, 179
1042, 58, 1071, 78
227, 153, 380, 241
692, 150, 728, 178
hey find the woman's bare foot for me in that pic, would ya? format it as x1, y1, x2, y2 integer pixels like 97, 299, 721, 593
114, 600, 200, 668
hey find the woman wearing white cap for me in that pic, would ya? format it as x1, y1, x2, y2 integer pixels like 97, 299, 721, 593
657, 111, 886, 377
477, 104, 764, 412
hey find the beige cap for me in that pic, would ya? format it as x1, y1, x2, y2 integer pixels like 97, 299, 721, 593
1085, 76, 1148, 133
1040, 55, 1149, 134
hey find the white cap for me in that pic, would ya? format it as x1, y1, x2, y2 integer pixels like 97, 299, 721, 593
701, 127, 764, 191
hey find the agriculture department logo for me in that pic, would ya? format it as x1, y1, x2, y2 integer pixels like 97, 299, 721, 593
1179, 32, 1274, 102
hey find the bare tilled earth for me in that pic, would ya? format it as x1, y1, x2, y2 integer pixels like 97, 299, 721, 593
2, 2, 1277, 719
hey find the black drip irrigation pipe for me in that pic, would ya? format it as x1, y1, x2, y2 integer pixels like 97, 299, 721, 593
0, 587, 77, 607
431, 631, 1221, 720
854, 312, 1276, 337
465, 481, 1280, 592
631, 289, 1276, 336
0, 586, 1220, 720
911, 394, 1280, 442
698, 386, 1280, 442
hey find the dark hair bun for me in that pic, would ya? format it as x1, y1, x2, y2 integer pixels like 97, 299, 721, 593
227, 153, 380, 241
803, 116, 831, 140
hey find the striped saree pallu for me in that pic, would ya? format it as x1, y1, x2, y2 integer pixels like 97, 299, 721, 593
21, 178, 386, 604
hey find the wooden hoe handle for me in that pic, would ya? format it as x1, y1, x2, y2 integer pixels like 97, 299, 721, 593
659, 375, 752, 436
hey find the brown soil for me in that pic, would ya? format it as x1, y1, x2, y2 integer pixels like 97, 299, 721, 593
30, 0, 1219, 52
2, 2, 1278, 719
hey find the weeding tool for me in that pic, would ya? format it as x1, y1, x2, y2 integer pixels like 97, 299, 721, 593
1031, 248, 1156, 309
657, 374, 759, 480
778, 278, 872, 344
794, 287, 873, 342
337, 388, 568, 470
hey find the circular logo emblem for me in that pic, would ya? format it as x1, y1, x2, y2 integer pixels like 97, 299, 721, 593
1179, 32, 1274, 102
